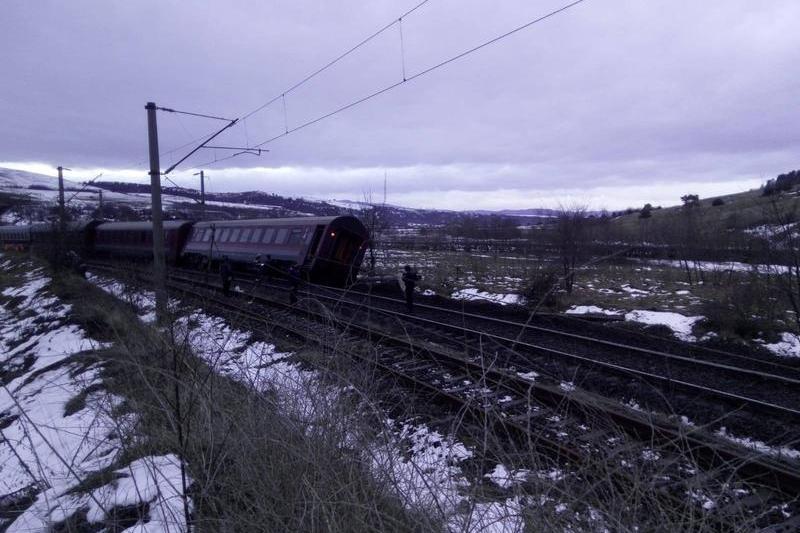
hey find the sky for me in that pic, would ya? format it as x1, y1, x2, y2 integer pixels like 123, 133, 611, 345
1, 0, 798, 211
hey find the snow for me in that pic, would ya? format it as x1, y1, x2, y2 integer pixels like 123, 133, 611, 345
760, 332, 800, 358
620, 284, 649, 297
745, 223, 798, 240
451, 288, 523, 306
565, 305, 621, 316
484, 464, 529, 489
715, 427, 800, 461
624, 310, 704, 342
642, 258, 791, 275
85, 455, 189, 529
0, 261, 190, 531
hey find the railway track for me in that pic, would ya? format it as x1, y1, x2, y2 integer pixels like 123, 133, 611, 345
87, 262, 800, 529
91, 261, 800, 431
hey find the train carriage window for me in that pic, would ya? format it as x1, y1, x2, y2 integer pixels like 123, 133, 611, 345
275, 228, 288, 244
203, 229, 213, 242
240, 228, 252, 242
231, 228, 242, 242
220, 229, 231, 242
261, 228, 275, 243
249, 228, 263, 243
286, 228, 306, 245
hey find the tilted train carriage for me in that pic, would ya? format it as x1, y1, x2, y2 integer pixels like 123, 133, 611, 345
182, 216, 368, 286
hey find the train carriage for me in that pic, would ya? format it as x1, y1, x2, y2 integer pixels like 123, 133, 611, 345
181, 215, 368, 286
94, 220, 194, 264
0, 225, 32, 251
30, 220, 104, 255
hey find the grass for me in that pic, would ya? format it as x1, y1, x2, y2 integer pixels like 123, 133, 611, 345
610, 186, 800, 235
46, 266, 435, 532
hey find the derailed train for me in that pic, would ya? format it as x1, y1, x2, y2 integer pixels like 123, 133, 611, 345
0, 216, 369, 286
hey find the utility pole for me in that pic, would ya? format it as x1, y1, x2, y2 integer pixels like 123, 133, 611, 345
57, 166, 69, 232
145, 102, 168, 322
194, 170, 205, 219
56, 166, 71, 264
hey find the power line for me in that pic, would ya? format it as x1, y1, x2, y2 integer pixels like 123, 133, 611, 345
184, 0, 588, 171
244, 0, 587, 150
155, 0, 433, 174
239, 0, 431, 122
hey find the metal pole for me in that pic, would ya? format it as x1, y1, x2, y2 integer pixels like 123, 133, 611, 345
57, 166, 66, 232
194, 170, 206, 219
98, 190, 103, 219
200, 170, 205, 217
146, 102, 168, 322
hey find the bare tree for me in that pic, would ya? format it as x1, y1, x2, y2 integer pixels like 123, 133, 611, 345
554, 205, 588, 294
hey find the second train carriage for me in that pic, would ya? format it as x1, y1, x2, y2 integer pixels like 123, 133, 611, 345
94, 220, 194, 264
181, 215, 368, 286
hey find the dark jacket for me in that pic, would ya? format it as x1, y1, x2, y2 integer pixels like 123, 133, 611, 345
220, 262, 232, 280
402, 270, 420, 291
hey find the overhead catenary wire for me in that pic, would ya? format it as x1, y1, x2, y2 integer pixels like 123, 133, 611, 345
152, 0, 432, 173
188, 0, 587, 170
239, 0, 432, 122
189, 0, 586, 168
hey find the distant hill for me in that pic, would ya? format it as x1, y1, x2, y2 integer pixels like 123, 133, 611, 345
1, 169, 546, 229
610, 169, 800, 242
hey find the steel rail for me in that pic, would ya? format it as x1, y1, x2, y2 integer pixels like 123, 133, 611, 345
315, 282, 800, 380
289, 283, 800, 419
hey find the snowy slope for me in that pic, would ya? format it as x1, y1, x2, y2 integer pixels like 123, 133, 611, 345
0, 257, 189, 531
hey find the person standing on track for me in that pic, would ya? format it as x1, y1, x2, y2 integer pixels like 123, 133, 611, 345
402, 265, 421, 313
220, 256, 232, 296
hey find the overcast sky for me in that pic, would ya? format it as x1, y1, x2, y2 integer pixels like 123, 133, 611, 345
2, 0, 798, 210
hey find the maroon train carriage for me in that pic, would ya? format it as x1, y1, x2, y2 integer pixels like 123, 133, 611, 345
94, 220, 194, 264
0, 225, 31, 251
181, 215, 369, 286
30, 220, 105, 255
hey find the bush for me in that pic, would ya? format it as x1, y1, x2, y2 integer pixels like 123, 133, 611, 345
700, 277, 779, 340
523, 270, 559, 308
711, 198, 725, 206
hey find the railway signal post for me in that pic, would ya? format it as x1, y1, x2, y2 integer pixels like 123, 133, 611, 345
145, 102, 168, 323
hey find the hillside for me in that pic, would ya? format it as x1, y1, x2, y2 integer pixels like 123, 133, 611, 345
610, 173, 800, 243
0, 168, 549, 228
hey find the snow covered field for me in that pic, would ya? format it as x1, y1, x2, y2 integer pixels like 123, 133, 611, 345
0, 258, 189, 531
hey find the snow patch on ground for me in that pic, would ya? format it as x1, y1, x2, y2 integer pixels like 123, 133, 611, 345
760, 332, 800, 358
642, 258, 791, 275
0, 261, 189, 531
624, 310, 703, 342
715, 427, 800, 461
565, 305, 621, 316
485, 464, 530, 489
451, 288, 523, 306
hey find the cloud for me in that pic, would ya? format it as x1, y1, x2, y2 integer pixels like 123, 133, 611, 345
1, 0, 798, 210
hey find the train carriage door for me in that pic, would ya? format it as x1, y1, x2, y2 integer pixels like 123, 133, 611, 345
307, 226, 325, 261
